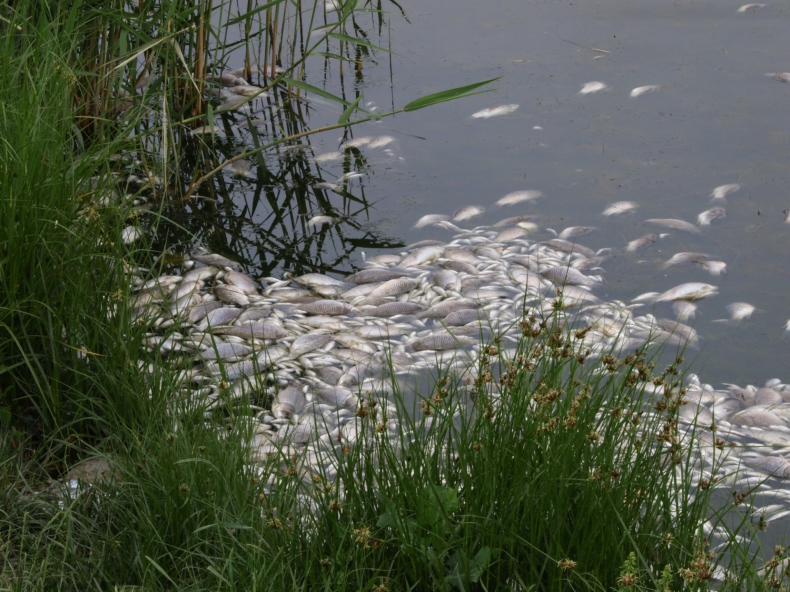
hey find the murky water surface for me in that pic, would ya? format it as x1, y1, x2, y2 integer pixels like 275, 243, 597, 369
160, 0, 790, 386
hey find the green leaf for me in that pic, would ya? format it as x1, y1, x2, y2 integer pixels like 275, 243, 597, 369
403, 78, 500, 112
282, 77, 354, 108
341, 0, 358, 20
329, 32, 393, 55
338, 95, 363, 125
226, 0, 286, 26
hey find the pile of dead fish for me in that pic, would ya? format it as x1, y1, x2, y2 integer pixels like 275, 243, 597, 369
128, 210, 790, 552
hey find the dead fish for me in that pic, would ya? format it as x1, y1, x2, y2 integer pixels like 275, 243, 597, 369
366, 302, 424, 317
406, 240, 445, 249
755, 387, 783, 406
697, 207, 726, 226
354, 325, 402, 339
494, 227, 527, 242
224, 271, 259, 294
193, 253, 239, 269
400, 246, 444, 267
710, 184, 741, 201
415, 301, 478, 319
453, 206, 485, 221
626, 234, 657, 252
312, 151, 344, 163
212, 72, 245, 87
602, 201, 638, 216
580, 81, 608, 94
206, 360, 257, 380
492, 215, 539, 227
432, 270, 459, 290
540, 267, 592, 286
214, 321, 286, 340
672, 301, 697, 322
726, 302, 757, 321
290, 273, 346, 288
296, 300, 355, 316
662, 252, 711, 269
229, 85, 268, 98
340, 136, 371, 151
695, 260, 727, 276
197, 307, 242, 329
771, 72, 790, 83
183, 266, 219, 283
369, 278, 418, 298
558, 226, 596, 240
656, 282, 718, 302
272, 386, 306, 418
315, 386, 357, 409
367, 254, 402, 265
738, 3, 767, 11
307, 215, 338, 228
313, 182, 339, 191
746, 457, 790, 479
121, 226, 143, 244
236, 307, 272, 324
540, 239, 596, 258
411, 334, 476, 351
630, 85, 661, 98
346, 269, 407, 284
188, 301, 223, 324
496, 190, 542, 206
414, 214, 449, 228
199, 342, 254, 362
441, 260, 478, 274
336, 171, 363, 183
645, 218, 702, 234
367, 136, 395, 149
443, 309, 485, 326
470, 104, 519, 119
290, 333, 332, 357
214, 285, 250, 306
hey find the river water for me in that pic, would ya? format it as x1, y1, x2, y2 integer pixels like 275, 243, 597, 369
157, 0, 790, 388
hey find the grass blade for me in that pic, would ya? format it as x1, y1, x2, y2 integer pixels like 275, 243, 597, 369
338, 94, 363, 124
403, 77, 501, 112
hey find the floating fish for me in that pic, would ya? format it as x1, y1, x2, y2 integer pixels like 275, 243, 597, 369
230, 159, 254, 179
710, 184, 741, 201
769, 72, 790, 83
340, 137, 371, 151
496, 190, 542, 206
662, 252, 711, 269
695, 260, 727, 276
312, 151, 344, 163
738, 3, 767, 11
470, 104, 519, 119
726, 302, 757, 322
121, 226, 142, 244
337, 171, 363, 182
698, 206, 726, 226
645, 218, 702, 234
307, 215, 337, 228
558, 226, 596, 240
672, 301, 697, 322
414, 214, 449, 229
400, 246, 444, 267
602, 201, 638, 216
452, 206, 485, 221
656, 282, 718, 302
630, 85, 661, 98
367, 136, 395, 149
580, 81, 608, 94
626, 234, 657, 252
540, 266, 592, 286
494, 227, 527, 242
312, 182, 339, 192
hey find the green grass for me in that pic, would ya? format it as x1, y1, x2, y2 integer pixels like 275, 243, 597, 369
0, 1, 778, 590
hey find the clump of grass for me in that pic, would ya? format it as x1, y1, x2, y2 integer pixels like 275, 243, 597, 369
0, 310, 750, 591
0, 5, 145, 446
